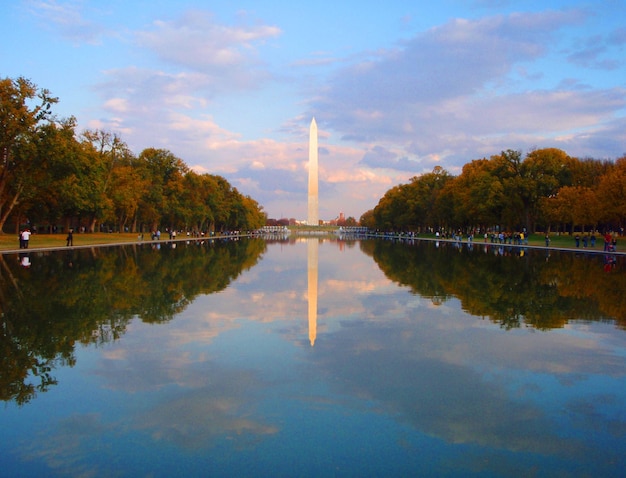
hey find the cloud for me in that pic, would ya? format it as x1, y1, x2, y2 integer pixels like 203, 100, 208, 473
86, 8, 284, 157
25, 0, 108, 44
135, 386, 279, 450
234, 165, 304, 195
608, 27, 626, 45
558, 116, 626, 159
308, 9, 626, 169
96, 67, 218, 109
136, 10, 280, 89
317, 10, 583, 113
567, 32, 623, 70
91, 67, 246, 157
359, 145, 421, 172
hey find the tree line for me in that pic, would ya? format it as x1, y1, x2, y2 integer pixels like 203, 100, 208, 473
360, 148, 626, 234
0, 76, 266, 234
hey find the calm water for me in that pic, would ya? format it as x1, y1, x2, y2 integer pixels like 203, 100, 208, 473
1, 237, 625, 477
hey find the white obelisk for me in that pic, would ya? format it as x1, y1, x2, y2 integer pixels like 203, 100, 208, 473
307, 118, 319, 226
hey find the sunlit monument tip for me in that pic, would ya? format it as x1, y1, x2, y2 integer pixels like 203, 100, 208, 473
307, 117, 319, 226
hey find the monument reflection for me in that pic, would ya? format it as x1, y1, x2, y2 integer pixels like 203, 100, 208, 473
307, 238, 318, 346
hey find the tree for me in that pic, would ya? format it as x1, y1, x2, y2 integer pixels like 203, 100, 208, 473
136, 148, 188, 232
110, 158, 147, 233
567, 156, 612, 188
555, 186, 601, 232
360, 209, 375, 229
370, 166, 452, 232
80, 130, 133, 232
597, 156, 626, 229
26, 117, 84, 232
372, 184, 411, 230
522, 148, 571, 231
239, 194, 266, 230
408, 166, 452, 230
178, 171, 212, 231
0, 77, 58, 232
445, 159, 504, 230
490, 149, 530, 229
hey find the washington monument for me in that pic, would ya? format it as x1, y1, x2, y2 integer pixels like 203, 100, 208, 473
307, 117, 319, 226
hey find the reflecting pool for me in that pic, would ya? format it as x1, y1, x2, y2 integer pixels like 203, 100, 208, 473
1, 237, 625, 477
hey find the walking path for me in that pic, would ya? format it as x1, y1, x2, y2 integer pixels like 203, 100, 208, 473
0, 234, 247, 255
2, 232, 624, 256
360, 232, 626, 255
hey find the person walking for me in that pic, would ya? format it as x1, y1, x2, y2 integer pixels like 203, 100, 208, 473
66, 228, 74, 246
21, 228, 31, 249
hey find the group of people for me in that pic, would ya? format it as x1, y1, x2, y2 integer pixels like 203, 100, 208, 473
604, 232, 617, 252
573, 233, 596, 248
571, 231, 617, 251
19, 227, 75, 248
484, 231, 527, 245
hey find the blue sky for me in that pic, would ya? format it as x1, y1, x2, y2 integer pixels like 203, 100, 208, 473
2, 0, 625, 221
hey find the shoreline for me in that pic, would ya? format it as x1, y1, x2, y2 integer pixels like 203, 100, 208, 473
3, 232, 624, 256
363, 234, 626, 256
0, 234, 247, 255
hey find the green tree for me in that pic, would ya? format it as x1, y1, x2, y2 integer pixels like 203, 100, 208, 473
25, 118, 84, 232
79, 130, 133, 232
372, 184, 411, 230
370, 166, 452, 231
236, 194, 265, 230
0, 77, 58, 232
178, 171, 212, 231
136, 148, 188, 232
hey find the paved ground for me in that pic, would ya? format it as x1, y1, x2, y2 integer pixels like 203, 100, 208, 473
362, 233, 626, 255
1, 235, 244, 255
3, 233, 624, 256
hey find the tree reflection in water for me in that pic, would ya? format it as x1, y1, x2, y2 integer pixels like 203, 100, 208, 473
361, 239, 626, 330
0, 238, 266, 405
1, 236, 624, 406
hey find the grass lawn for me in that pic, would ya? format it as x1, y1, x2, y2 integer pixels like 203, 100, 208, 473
1, 232, 143, 251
